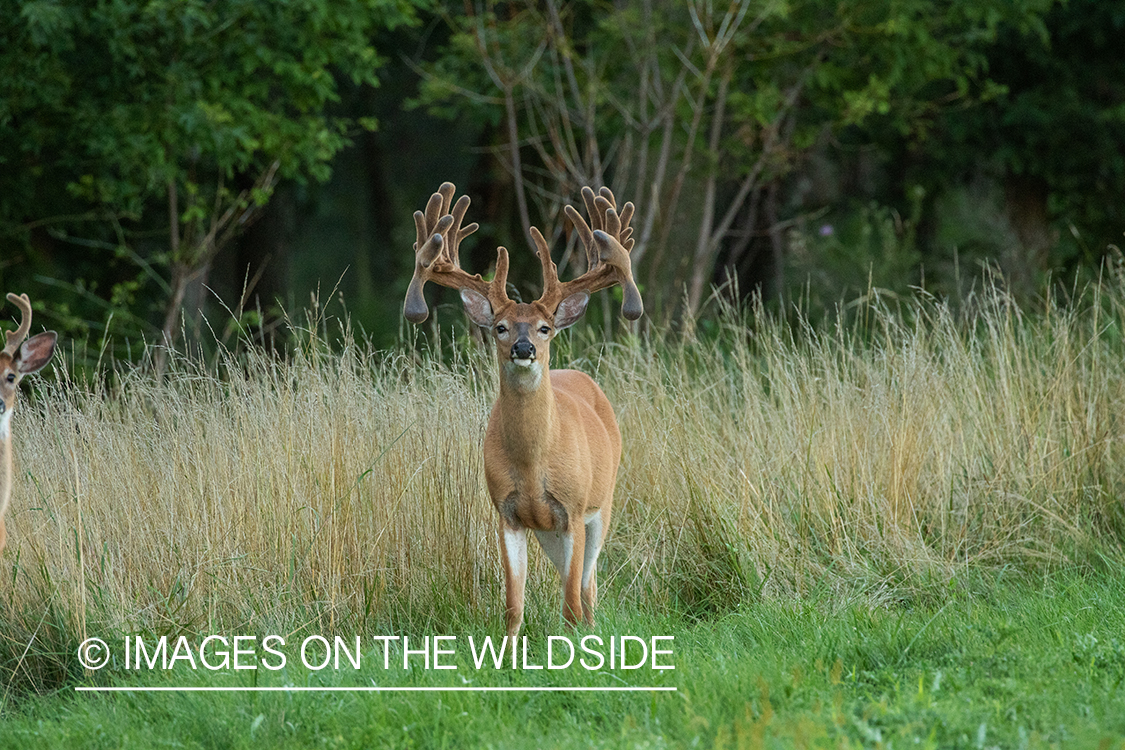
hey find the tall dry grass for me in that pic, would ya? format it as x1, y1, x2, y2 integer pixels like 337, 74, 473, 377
3, 281, 1125, 691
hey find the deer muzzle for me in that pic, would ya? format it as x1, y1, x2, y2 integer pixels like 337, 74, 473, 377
511, 337, 535, 364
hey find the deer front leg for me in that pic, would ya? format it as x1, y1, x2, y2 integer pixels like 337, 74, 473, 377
562, 517, 586, 627
499, 521, 528, 639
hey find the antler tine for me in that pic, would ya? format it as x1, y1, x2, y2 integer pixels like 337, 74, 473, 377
491, 247, 511, 309
551, 187, 644, 321
436, 182, 455, 215
531, 226, 562, 302
3, 293, 32, 356
449, 199, 478, 270
423, 188, 446, 236
578, 187, 601, 271
403, 183, 491, 324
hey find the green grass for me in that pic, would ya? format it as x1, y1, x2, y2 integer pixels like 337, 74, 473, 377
4, 569, 1125, 748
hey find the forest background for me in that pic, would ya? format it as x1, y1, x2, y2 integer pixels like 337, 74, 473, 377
1, 0, 1123, 361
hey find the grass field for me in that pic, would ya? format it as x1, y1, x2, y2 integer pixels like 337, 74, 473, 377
2, 280, 1125, 746
4, 572, 1125, 747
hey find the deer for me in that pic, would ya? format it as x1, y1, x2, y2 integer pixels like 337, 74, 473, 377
402, 182, 643, 639
0, 293, 58, 554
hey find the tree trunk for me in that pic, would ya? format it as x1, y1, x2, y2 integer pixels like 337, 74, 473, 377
155, 262, 189, 377
766, 181, 785, 299
1002, 174, 1052, 301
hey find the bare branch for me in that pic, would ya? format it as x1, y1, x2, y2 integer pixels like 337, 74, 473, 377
688, 59, 734, 313
401, 54, 503, 106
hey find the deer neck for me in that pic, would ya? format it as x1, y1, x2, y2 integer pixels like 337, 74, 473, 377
496, 357, 557, 467
0, 412, 11, 519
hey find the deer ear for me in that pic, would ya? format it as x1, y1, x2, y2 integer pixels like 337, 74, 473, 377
554, 292, 590, 331
16, 331, 57, 375
460, 289, 493, 328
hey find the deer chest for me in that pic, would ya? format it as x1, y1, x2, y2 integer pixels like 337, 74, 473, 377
496, 484, 570, 532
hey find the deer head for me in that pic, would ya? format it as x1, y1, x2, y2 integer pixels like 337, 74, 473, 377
1, 293, 57, 432
403, 184, 643, 385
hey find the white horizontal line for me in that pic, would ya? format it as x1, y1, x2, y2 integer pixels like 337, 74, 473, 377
76, 686, 677, 693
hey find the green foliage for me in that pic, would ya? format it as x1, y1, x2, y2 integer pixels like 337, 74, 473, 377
918, 0, 1125, 272
2, 0, 415, 215
0, 0, 421, 365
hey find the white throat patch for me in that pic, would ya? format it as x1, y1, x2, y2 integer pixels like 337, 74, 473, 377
504, 359, 543, 390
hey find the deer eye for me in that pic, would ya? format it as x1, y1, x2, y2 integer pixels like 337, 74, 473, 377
5, 373, 13, 383
495, 324, 507, 334
539, 326, 551, 335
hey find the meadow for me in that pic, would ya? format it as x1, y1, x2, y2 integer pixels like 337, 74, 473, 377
2, 278, 1125, 747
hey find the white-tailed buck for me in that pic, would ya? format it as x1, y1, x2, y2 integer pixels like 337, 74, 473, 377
0, 293, 57, 554
403, 183, 643, 637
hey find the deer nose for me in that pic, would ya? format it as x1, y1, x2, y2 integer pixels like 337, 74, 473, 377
511, 339, 535, 360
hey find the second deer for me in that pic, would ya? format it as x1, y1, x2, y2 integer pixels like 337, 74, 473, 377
403, 183, 643, 638
1, 293, 57, 554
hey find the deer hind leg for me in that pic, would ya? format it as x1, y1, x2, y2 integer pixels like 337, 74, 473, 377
499, 522, 528, 639
533, 528, 576, 624
580, 509, 607, 626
